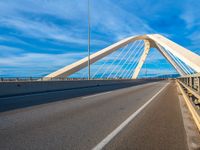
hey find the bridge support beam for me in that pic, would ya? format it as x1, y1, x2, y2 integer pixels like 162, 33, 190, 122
198, 77, 200, 94
132, 40, 150, 79
148, 34, 200, 72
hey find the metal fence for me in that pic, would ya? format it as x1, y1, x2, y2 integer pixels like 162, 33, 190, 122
178, 73, 200, 97
177, 73, 200, 130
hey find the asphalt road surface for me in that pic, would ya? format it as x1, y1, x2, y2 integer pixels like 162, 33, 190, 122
0, 80, 188, 150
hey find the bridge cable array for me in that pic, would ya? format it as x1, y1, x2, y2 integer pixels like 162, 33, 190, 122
161, 46, 195, 74
112, 40, 143, 78
69, 39, 196, 79
125, 44, 145, 78
106, 41, 138, 79
90, 40, 145, 79
99, 44, 129, 78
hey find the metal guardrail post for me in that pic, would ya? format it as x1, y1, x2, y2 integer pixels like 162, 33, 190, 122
192, 77, 194, 89
189, 77, 192, 87
198, 77, 200, 95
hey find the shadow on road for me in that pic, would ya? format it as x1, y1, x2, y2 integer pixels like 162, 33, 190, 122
0, 79, 164, 112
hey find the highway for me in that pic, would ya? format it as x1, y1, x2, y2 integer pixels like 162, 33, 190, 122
0, 80, 188, 150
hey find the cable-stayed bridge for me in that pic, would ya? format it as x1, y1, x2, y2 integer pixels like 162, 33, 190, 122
0, 34, 200, 150
44, 34, 200, 80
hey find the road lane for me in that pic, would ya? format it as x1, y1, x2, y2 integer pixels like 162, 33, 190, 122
92, 83, 169, 150
104, 81, 188, 150
0, 80, 187, 150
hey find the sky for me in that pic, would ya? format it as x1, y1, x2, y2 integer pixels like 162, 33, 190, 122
0, 0, 200, 77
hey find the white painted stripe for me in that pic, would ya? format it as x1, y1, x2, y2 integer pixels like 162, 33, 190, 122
82, 91, 111, 99
92, 82, 169, 150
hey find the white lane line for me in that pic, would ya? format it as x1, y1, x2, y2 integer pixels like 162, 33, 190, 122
92, 82, 169, 150
82, 91, 111, 99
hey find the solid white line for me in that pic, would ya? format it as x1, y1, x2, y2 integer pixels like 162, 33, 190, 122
92, 82, 169, 150
82, 91, 111, 99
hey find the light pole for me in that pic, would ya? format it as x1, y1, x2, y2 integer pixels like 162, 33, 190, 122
87, 0, 91, 80
145, 63, 147, 78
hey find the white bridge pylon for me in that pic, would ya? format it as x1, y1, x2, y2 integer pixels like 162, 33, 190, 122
45, 34, 200, 79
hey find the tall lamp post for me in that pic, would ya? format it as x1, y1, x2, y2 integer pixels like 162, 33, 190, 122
87, 0, 91, 80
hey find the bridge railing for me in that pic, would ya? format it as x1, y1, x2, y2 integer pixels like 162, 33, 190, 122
177, 73, 200, 97
177, 73, 200, 130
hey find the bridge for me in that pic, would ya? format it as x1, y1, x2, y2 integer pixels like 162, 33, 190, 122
0, 34, 200, 150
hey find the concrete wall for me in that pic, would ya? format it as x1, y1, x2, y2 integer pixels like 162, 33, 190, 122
0, 79, 161, 98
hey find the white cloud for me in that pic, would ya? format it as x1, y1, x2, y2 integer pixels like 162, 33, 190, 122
0, 52, 87, 71
181, 2, 200, 29
90, 0, 155, 40
0, 0, 87, 20
0, 45, 25, 56
0, 0, 154, 45
0, 16, 107, 46
0, 0, 109, 46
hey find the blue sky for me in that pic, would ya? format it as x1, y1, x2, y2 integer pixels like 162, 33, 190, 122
0, 0, 199, 77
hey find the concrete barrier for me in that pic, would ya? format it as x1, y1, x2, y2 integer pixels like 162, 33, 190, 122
0, 79, 161, 98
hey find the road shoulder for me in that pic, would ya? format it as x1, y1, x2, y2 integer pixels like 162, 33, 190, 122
177, 83, 200, 150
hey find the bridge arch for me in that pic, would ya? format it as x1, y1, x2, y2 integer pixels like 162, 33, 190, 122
44, 34, 200, 79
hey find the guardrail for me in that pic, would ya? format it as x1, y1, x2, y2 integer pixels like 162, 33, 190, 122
178, 73, 200, 99
177, 73, 200, 130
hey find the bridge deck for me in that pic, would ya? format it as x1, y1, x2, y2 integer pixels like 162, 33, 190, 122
0, 80, 191, 150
